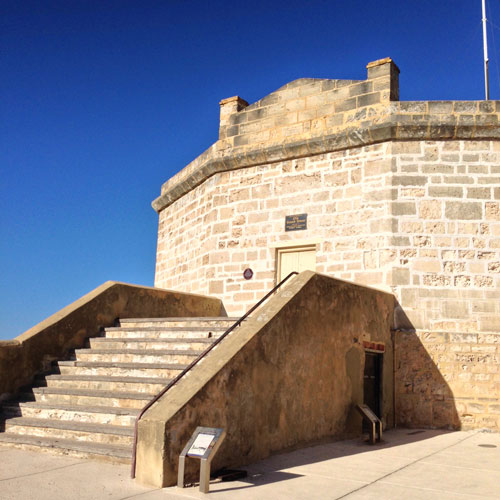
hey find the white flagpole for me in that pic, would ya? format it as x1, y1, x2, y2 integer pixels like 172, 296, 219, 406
482, 0, 490, 100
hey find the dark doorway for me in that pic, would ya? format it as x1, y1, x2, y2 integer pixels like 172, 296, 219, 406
363, 352, 382, 418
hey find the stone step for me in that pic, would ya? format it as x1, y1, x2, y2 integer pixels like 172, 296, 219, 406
3, 417, 134, 446
0, 316, 242, 465
103, 326, 228, 339
2, 401, 139, 426
25, 388, 152, 409
57, 360, 187, 378
39, 374, 170, 393
119, 317, 239, 328
73, 349, 200, 365
89, 337, 214, 350
0, 433, 131, 463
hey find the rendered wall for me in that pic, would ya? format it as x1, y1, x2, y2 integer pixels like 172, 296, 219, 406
136, 272, 396, 487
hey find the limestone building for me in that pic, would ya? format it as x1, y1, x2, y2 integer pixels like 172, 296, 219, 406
152, 58, 500, 431
1, 58, 499, 487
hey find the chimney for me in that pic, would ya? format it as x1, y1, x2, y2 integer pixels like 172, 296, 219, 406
219, 96, 248, 139
366, 58, 400, 102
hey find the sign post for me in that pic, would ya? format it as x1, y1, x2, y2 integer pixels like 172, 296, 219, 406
177, 427, 226, 493
356, 404, 382, 444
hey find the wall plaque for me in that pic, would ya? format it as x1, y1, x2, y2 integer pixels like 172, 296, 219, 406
243, 268, 253, 280
285, 213, 307, 231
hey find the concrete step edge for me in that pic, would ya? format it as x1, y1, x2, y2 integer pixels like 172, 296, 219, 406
91, 337, 214, 343
2, 401, 141, 416
104, 326, 229, 332
27, 388, 153, 400
57, 361, 188, 369
41, 375, 172, 385
74, 348, 202, 355
119, 317, 240, 322
0, 433, 132, 458
3, 417, 134, 436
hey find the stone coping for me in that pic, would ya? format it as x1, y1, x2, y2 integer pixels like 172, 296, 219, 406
152, 100, 500, 213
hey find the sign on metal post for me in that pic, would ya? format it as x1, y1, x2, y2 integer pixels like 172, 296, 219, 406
177, 427, 226, 493
356, 404, 382, 444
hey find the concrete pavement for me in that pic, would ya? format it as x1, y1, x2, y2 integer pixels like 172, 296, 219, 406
0, 428, 498, 499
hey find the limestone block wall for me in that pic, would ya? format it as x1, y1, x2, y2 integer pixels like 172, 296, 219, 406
390, 139, 500, 334
396, 330, 500, 431
155, 142, 394, 314
155, 138, 500, 329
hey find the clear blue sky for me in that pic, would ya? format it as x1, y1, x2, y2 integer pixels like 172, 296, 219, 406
1, 0, 500, 339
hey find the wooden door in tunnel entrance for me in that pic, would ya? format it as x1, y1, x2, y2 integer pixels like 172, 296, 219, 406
277, 246, 316, 282
363, 352, 383, 418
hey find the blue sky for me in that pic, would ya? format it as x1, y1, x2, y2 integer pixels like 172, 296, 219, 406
1, 0, 500, 339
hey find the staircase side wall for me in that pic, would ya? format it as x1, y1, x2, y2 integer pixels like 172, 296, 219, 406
136, 271, 397, 487
0, 282, 223, 400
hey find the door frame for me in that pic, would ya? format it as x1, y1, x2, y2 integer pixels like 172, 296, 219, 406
363, 351, 383, 419
275, 244, 317, 284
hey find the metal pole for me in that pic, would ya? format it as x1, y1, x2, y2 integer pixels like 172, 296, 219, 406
482, 0, 490, 100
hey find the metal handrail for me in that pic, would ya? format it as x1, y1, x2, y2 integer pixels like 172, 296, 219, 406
130, 271, 298, 478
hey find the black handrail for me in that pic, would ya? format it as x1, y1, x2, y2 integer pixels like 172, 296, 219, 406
130, 271, 298, 478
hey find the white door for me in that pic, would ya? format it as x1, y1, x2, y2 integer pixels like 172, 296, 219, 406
277, 246, 316, 282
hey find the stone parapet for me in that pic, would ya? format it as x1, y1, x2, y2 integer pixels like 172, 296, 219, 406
153, 94, 500, 212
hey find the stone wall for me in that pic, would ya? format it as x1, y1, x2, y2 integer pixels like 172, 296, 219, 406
396, 330, 500, 431
391, 140, 500, 333
155, 142, 393, 315
155, 138, 500, 331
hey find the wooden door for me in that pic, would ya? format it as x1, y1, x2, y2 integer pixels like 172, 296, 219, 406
277, 246, 316, 282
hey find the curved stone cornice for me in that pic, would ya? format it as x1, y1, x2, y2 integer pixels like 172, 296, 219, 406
152, 105, 500, 213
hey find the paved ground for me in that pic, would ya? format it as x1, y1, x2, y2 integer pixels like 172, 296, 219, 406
0, 428, 498, 499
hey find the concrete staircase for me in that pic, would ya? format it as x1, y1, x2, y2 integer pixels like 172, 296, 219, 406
0, 317, 237, 463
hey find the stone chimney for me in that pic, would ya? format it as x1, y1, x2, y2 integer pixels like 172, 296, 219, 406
219, 96, 248, 139
366, 57, 400, 102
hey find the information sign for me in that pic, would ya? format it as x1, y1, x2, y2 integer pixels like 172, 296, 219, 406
285, 213, 307, 231
188, 433, 216, 457
178, 426, 226, 493
356, 404, 382, 444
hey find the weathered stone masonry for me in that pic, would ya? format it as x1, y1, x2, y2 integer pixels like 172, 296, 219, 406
153, 58, 500, 431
